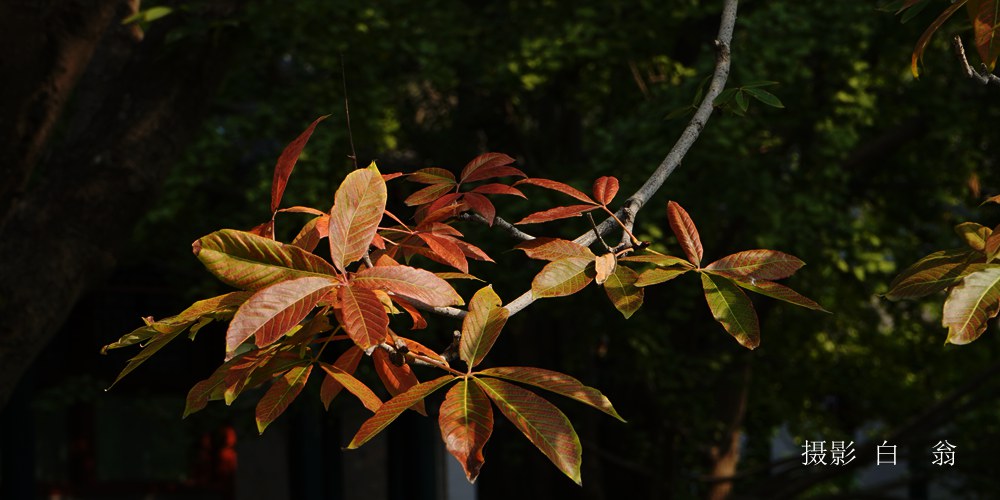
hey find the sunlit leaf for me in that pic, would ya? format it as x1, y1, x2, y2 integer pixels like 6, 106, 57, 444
594, 253, 616, 285
619, 253, 693, 267
348, 375, 456, 449
320, 362, 382, 413
515, 178, 597, 204
103, 291, 249, 353
460, 153, 523, 183
372, 348, 425, 415
290, 214, 329, 252
986, 228, 1000, 263
320, 346, 364, 409
405, 183, 455, 206
351, 265, 464, 307
912, 0, 968, 77
461, 286, 509, 369
248, 220, 275, 239
338, 284, 389, 350
710, 271, 828, 312
255, 365, 312, 433
329, 163, 387, 272
634, 267, 690, 287
226, 277, 335, 356
515, 238, 595, 261
474, 377, 582, 485
603, 264, 643, 319
667, 201, 704, 266
886, 249, 986, 299
439, 379, 494, 483
270, 117, 330, 213
478, 367, 625, 422
701, 273, 760, 349
592, 176, 619, 206
531, 257, 595, 298
470, 183, 526, 198
515, 204, 599, 225
193, 229, 337, 290
461, 193, 496, 225
390, 296, 428, 329
409, 167, 457, 185
417, 233, 469, 273
942, 266, 1000, 344
955, 222, 992, 252
704, 249, 805, 280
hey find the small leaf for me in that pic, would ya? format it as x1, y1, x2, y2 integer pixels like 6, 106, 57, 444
634, 267, 690, 287
193, 230, 337, 290
594, 253, 617, 285
470, 183, 526, 198
439, 379, 494, 483
743, 88, 784, 108
477, 367, 625, 422
352, 265, 464, 307
701, 273, 760, 349
704, 249, 805, 280
409, 167, 457, 185
461, 193, 497, 225
271, 116, 330, 213
226, 277, 336, 356
348, 376, 456, 449
603, 264, 644, 319
515, 178, 597, 204
592, 176, 619, 206
942, 266, 1000, 344
515, 204, 599, 225
911, 0, 968, 77
290, 214, 330, 252
474, 377, 582, 485
666, 201, 704, 266
531, 257, 596, 298
329, 163, 388, 272
515, 238, 596, 261
338, 284, 390, 350
735, 91, 749, 112
461, 286, 509, 369
886, 249, 986, 299
955, 222, 992, 252
320, 361, 383, 413
256, 365, 313, 433
320, 347, 364, 410
373, 348, 425, 415
460, 153, 521, 183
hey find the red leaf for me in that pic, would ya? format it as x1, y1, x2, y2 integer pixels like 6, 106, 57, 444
967, 0, 1000, 71
409, 168, 457, 185
351, 265, 464, 307
460, 286, 509, 369
271, 115, 329, 213
193, 230, 338, 290
515, 204, 598, 225
515, 238, 595, 261
477, 366, 624, 422
667, 201, 704, 266
470, 183, 527, 198
452, 239, 495, 263
704, 249, 805, 280
348, 375, 456, 449
338, 284, 389, 350
382, 172, 404, 182
319, 362, 382, 413
531, 257, 595, 298
290, 214, 329, 252
405, 183, 455, 206
226, 277, 336, 357
398, 336, 449, 366
329, 164, 387, 272
439, 379, 494, 483
592, 176, 619, 206
390, 296, 428, 329
320, 346, 364, 409
276, 206, 326, 216
256, 365, 313, 433
417, 233, 470, 273
373, 348, 426, 415
473, 377, 582, 485
460, 153, 519, 183
461, 193, 496, 225
249, 221, 275, 239
515, 178, 596, 204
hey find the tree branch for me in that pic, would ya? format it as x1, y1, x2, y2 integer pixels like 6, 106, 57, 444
458, 212, 536, 241
952, 35, 1000, 86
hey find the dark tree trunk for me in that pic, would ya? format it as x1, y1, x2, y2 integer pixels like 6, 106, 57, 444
0, 0, 242, 409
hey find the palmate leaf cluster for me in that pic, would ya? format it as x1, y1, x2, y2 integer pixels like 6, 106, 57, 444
103, 118, 821, 484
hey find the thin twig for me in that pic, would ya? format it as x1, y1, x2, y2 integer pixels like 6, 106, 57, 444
341, 53, 359, 167
458, 212, 536, 241
587, 212, 612, 253
952, 35, 1000, 86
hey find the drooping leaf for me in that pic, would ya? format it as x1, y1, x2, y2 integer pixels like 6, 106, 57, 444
320, 362, 382, 413
460, 153, 522, 183
439, 379, 494, 483
710, 271, 829, 312
277, 206, 327, 216
184, 365, 231, 418
271, 116, 329, 213
912, 0, 968, 77
470, 183, 526, 198
886, 249, 986, 299
473, 377, 582, 485
351, 265, 464, 307
372, 348, 426, 415
942, 266, 1000, 344
290, 214, 330, 252
226, 277, 335, 356
461, 193, 497, 225
193, 229, 338, 290
531, 257, 596, 298
666, 201, 704, 266
704, 249, 805, 280
515, 204, 599, 225
634, 267, 690, 287
701, 273, 760, 349
743, 88, 784, 108
592, 176, 619, 206
338, 284, 389, 350
417, 233, 469, 273
405, 183, 456, 206
966, 0, 1000, 70
515, 178, 597, 204
478, 367, 624, 422
320, 346, 364, 409
603, 264, 643, 319
452, 239, 495, 263
390, 296, 428, 329
103, 291, 249, 353
619, 253, 693, 268
255, 365, 312, 433
348, 375, 456, 449
461, 286, 509, 369
515, 238, 595, 261
594, 253, 617, 285
329, 163, 388, 272
955, 222, 992, 252
408, 167, 457, 185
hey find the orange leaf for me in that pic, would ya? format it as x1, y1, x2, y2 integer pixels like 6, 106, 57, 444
515, 238, 595, 261
439, 379, 494, 483
348, 375, 456, 449
515, 204, 599, 225
338, 284, 389, 350
408, 167, 457, 185
704, 249, 805, 280
373, 349, 425, 415
417, 233, 469, 273
319, 361, 382, 413
912, 0, 967, 77
225, 276, 336, 357
460, 153, 521, 183
967, 0, 1000, 70
271, 115, 329, 213
290, 214, 329, 252
531, 257, 595, 298
329, 163, 387, 273
351, 265, 464, 307
470, 183, 526, 198
592, 176, 619, 206
516, 178, 596, 204
477, 366, 625, 422
667, 201, 704, 266
461, 192, 496, 225
594, 253, 617, 285
255, 365, 313, 433
405, 183, 455, 206
460, 286, 509, 369
320, 346, 364, 409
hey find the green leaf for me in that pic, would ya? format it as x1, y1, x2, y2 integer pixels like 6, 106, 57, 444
439, 379, 494, 483
743, 87, 785, 108
886, 249, 986, 299
634, 267, 690, 287
735, 91, 749, 112
478, 367, 625, 422
348, 375, 456, 449
531, 257, 596, 298
122, 6, 172, 24
193, 229, 337, 290
701, 273, 760, 349
461, 286, 509, 369
713, 88, 738, 106
338, 284, 389, 350
351, 265, 464, 307
740, 80, 779, 89
704, 249, 805, 280
226, 277, 335, 356
255, 365, 313, 434
603, 264, 643, 319
474, 377, 582, 485
942, 266, 1000, 344
329, 163, 388, 273
955, 222, 992, 252
619, 253, 692, 267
